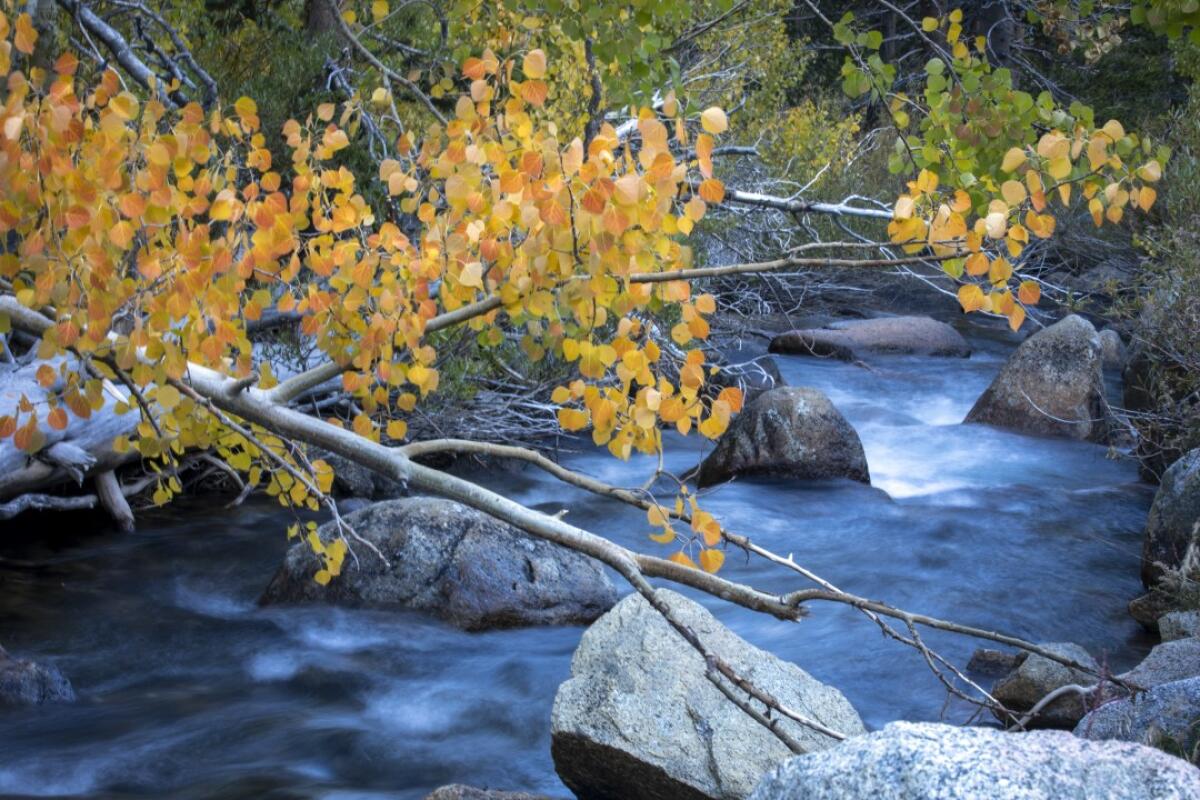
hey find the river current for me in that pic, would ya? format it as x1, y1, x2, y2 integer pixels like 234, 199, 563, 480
0, 320, 1155, 798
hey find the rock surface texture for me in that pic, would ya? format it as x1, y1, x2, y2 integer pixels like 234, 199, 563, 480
769, 316, 970, 360
990, 642, 1099, 728
747, 721, 1200, 800
1075, 676, 1200, 763
0, 644, 75, 706
1121, 638, 1200, 690
694, 387, 869, 488
551, 590, 864, 800
423, 786, 556, 800
260, 497, 618, 630
1159, 611, 1200, 642
1142, 449, 1200, 588
964, 314, 1113, 442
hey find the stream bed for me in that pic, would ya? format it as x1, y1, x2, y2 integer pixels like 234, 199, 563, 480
0, 322, 1156, 799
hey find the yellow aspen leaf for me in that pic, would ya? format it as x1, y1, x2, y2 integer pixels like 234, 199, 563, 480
647, 505, 670, 527
521, 80, 548, 107
1138, 186, 1157, 211
156, 385, 181, 411
1000, 180, 1026, 206
317, 103, 335, 122
314, 569, 332, 586
921, 16, 938, 32
1057, 183, 1071, 206
459, 262, 484, 288
893, 195, 915, 219
700, 107, 728, 135
523, 49, 547, 79
109, 221, 134, 250
984, 211, 1007, 239
958, 284, 986, 313
1007, 304, 1026, 331
691, 510, 721, 546
698, 179, 725, 203
1018, 280, 1041, 305
965, 252, 989, 276
916, 169, 939, 194
1001, 147, 1027, 173
1138, 161, 1162, 182
1047, 156, 1072, 180
1090, 199, 1106, 226
699, 549, 725, 574
109, 92, 139, 120
371, 0, 388, 21
551, 386, 571, 404
386, 419, 408, 440
668, 551, 699, 570
48, 407, 68, 431
312, 460, 334, 494
649, 524, 676, 544
988, 257, 1013, 285
558, 407, 589, 431
1101, 119, 1125, 141
14, 13, 37, 55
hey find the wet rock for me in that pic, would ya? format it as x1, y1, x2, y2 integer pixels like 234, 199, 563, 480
1160, 611, 1200, 642
0, 644, 75, 706
1121, 638, 1200, 690
423, 786, 557, 800
964, 315, 1113, 443
312, 447, 407, 500
259, 497, 618, 631
768, 316, 970, 360
1141, 448, 1200, 588
748, 720, 1200, 800
991, 642, 1099, 728
694, 387, 869, 488
967, 648, 1022, 677
1075, 676, 1200, 763
551, 590, 864, 800
1099, 328, 1127, 370
1130, 590, 1176, 630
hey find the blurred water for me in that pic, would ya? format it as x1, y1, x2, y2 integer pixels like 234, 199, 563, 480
0, 323, 1155, 798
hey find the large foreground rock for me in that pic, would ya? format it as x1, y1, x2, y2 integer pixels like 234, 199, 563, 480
260, 498, 618, 630
1076, 676, 1200, 762
964, 315, 1113, 442
1142, 449, 1200, 588
769, 316, 970, 360
694, 387, 869, 488
551, 590, 864, 800
0, 644, 74, 706
991, 642, 1099, 728
748, 721, 1200, 800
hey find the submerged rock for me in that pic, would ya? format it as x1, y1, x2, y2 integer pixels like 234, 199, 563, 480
991, 642, 1099, 728
964, 315, 1113, 443
769, 316, 970, 360
748, 720, 1200, 800
1141, 448, 1200, 588
551, 590, 863, 800
0, 644, 74, 706
1075, 676, 1200, 762
259, 497, 618, 631
1130, 590, 1176, 630
694, 387, 869, 488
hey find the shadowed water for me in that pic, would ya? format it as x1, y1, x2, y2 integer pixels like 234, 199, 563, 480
0, 323, 1155, 798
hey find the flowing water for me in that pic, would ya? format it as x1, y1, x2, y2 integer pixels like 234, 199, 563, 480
0, 321, 1156, 799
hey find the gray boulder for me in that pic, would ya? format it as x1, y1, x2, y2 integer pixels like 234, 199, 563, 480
1076, 676, 1200, 763
1142, 449, 1200, 588
695, 388, 869, 488
1161, 611, 1200, 642
1099, 328, 1127, 369
991, 642, 1099, 728
260, 498, 618, 631
964, 315, 1114, 443
551, 590, 864, 800
1131, 590, 1176, 631
748, 720, 1200, 800
1121, 638, 1200, 690
769, 316, 970, 360
0, 644, 74, 706
423, 787, 556, 800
